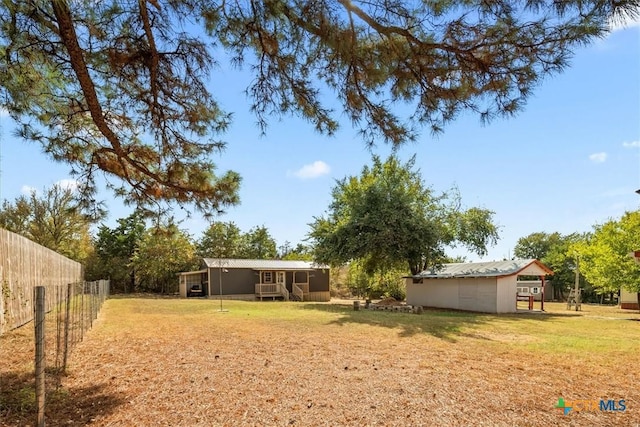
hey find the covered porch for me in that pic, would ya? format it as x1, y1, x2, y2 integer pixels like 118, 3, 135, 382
255, 269, 313, 301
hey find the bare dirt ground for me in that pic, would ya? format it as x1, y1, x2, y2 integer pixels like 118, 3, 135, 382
2, 298, 639, 426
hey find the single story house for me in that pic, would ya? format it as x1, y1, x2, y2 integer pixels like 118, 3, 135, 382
620, 288, 639, 310
405, 259, 553, 313
178, 258, 330, 302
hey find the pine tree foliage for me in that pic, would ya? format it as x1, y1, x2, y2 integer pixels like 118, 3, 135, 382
0, 1, 637, 213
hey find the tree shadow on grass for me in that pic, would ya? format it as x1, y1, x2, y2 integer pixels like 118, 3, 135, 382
0, 370, 126, 427
300, 303, 569, 341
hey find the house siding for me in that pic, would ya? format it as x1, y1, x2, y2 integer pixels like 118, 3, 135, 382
193, 266, 330, 298
496, 276, 517, 313
406, 277, 460, 310
460, 278, 497, 313
208, 268, 256, 295
407, 276, 516, 313
305, 291, 331, 302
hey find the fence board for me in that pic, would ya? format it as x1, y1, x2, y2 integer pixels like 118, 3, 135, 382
0, 228, 83, 335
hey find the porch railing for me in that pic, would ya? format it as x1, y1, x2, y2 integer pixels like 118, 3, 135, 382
293, 283, 309, 294
292, 284, 304, 302
255, 283, 289, 301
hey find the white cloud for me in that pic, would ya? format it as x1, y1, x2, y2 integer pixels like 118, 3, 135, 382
589, 152, 607, 163
55, 179, 78, 191
21, 185, 36, 195
292, 160, 331, 179
622, 140, 640, 148
19, 179, 78, 196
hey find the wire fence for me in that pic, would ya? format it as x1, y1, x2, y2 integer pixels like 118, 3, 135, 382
37, 280, 110, 376
33, 280, 109, 426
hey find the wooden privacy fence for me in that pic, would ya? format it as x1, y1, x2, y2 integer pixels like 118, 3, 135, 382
0, 228, 83, 335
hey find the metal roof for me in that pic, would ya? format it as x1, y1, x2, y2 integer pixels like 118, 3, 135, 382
412, 259, 553, 279
202, 258, 327, 270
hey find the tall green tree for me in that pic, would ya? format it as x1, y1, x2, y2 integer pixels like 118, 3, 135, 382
0, 184, 94, 262
514, 232, 587, 300
514, 232, 563, 260
309, 155, 499, 275
196, 221, 244, 258
280, 243, 314, 261
239, 226, 278, 259
87, 211, 146, 293
344, 259, 408, 300
0, 197, 31, 236
574, 211, 640, 309
131, 221, 198, 293
1, 1, 636, 212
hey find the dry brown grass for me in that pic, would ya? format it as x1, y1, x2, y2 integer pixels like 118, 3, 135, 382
2, 298, 640, 426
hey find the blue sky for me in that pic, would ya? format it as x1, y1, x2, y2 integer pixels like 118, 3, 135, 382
0, 21, 638, 262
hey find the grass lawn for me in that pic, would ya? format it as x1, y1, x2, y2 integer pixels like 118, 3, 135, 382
2, 297, 639, 426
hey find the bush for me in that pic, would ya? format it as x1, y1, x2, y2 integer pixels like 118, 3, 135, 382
383, 281, 406, 301
330, 283, 352, 299
367, 287, 385, 300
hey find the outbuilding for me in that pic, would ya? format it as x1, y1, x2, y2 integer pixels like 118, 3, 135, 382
405, 259, 553, 313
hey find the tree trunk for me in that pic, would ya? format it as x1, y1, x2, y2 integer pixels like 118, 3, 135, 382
637, 292, 640, 313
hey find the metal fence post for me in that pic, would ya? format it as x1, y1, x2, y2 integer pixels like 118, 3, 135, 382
34, 286, 45, 427
90, 282, 94, 328
63, 283, 72, 373
80, 283, 85, 341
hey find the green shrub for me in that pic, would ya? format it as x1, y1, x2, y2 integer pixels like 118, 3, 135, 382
383, 281, 406, 301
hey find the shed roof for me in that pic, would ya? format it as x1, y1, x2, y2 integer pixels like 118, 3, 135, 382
411, 259, 553, 279
202, 258, 327, 271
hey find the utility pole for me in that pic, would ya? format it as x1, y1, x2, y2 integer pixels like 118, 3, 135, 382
574, 255, 581, 311
217, 258, 228, 312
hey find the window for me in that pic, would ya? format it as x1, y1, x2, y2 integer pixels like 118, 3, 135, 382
531, 287, 540, 294
263, 271, 272, 283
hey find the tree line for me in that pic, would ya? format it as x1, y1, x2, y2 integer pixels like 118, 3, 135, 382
0, 187, 310, 294
0, 154, 499, 298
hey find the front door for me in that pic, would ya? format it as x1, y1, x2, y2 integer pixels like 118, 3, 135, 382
276, 271, 286, 286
